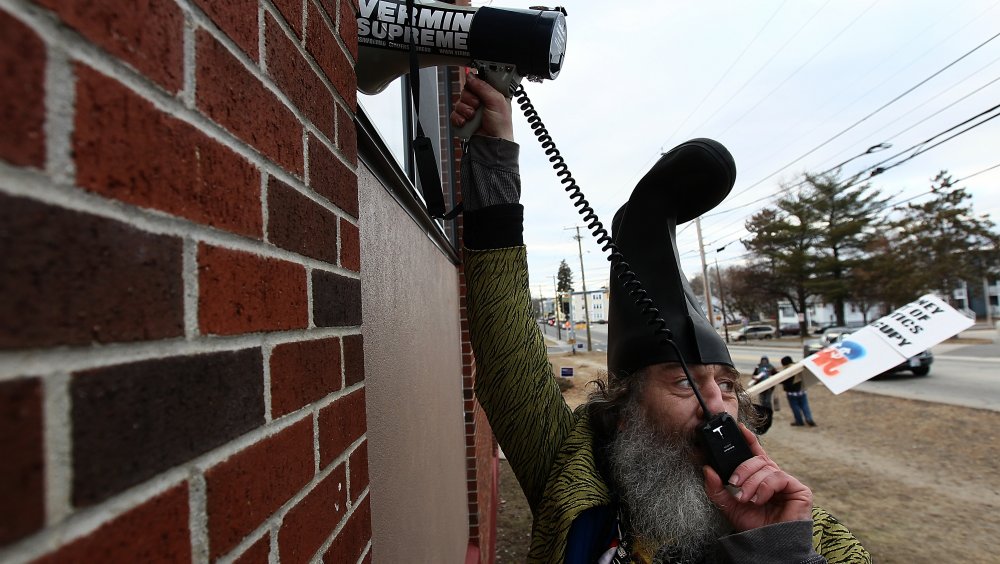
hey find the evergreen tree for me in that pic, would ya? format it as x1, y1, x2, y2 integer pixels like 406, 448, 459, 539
557, 260, 574, 293
804, 173, 888, 325
743, 193, 821, 335
556, 260, 574, 316
889, 171, 999, 306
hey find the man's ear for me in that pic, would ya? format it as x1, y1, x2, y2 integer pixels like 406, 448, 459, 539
752, 404, 773, 434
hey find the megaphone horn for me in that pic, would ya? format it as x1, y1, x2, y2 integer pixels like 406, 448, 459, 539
355, 0, 567, 96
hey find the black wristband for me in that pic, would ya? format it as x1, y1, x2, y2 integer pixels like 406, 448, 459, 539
463, 204, 524, 250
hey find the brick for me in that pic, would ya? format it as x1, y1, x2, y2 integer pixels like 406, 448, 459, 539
206, 417, 314, 558
278, 464, 348, 564
308, 135, 358, 217
338, 0, 359, 61
71, 349, 264, 506
35, 484, 190, 564
339, 218, 360, 272
322, 496, 370, 564
74, 66, 262, 238
0, 12, 45, 168
305, 3, 356, 109
272, 0, 303, 37
336, 104, 357, 165
233, 534, 270, 564
270, 337, 342, 418
343, 334, 365, 386
198, 244, 309, 335
197, 30, 303, 176
267, 177, 339, 264
37, 0, 183, 92
194, 0, 258, 60
317, 388, 366, 468
348, 441, 368, 504
267, 12, 335, 139
311, 270, 362, 327
0, 193, 183, 349
0, 378, 44, 546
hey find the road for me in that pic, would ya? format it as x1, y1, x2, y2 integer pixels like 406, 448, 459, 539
541, 321, 1000, 412
725, 338, 1000, 413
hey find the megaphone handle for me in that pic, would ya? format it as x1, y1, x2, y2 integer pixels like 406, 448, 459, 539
454, 64, 521, 139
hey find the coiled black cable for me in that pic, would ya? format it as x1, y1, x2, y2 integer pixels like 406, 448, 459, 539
513, 84, 710, 413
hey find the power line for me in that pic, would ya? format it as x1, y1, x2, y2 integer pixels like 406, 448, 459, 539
682, 0, 834, 139
953, 161, 1000, 184
881, 72, 1000, 143
702, 73, 1000, 224
697, 106, 1000, 251
619, 0, 828, 193
714, 0, 881, 138
752, 0, 1000, 170
722, 29, 1000, 203
863, 101, 1000, 176
869, 107, 1000, 177
789, 50, 1000, 175
659, 0, 789, 149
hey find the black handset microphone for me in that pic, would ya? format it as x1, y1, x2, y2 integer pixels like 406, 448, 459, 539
664, 340, 754, 483
513, 85, 754, 483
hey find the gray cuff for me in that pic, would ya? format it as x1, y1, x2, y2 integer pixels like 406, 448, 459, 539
716, 520, 825, 564
461, 135, 521, 211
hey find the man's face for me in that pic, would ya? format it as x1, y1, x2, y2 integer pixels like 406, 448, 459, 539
610, 363, 739, 553
636, 363, 740, 454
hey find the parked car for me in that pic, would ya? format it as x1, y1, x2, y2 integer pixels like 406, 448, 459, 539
779, 323, 801, 336
732, 324, 778, 341
803, 326, 933, 376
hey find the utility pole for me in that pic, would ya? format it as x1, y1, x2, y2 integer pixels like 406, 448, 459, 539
552, 275, 561, 340
714, 254, 730, 343
567, 226, 593, 351
695, 217, 714, 327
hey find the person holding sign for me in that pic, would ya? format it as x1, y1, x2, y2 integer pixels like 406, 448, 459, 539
781, 356, 817, 427
749, 356, 779, 412
454, 74, 869, 562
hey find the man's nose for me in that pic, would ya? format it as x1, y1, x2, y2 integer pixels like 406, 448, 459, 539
699, 380, 728, 416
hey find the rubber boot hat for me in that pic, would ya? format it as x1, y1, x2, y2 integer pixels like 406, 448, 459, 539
608, 139, 736, 378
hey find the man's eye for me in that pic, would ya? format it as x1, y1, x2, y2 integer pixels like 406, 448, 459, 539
718, 380, 736, 393
675, 378, 693, 389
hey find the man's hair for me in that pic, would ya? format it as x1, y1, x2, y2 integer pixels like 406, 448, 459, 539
586, 365, 762, 441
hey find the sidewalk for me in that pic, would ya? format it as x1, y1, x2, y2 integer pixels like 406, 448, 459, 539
933, 327, 1000, 358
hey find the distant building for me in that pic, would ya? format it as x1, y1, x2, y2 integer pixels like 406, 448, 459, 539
570, 287, 609, 323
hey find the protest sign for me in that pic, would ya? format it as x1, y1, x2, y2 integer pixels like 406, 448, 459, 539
802, 294, 974, 394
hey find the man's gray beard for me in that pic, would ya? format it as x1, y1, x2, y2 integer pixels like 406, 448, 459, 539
609, 403, 732, 560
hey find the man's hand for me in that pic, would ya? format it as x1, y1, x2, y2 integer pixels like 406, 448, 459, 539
449, 72, 514, 141
702, 424, 813, 531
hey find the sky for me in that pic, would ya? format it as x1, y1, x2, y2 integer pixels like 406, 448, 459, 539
361, 0, 1000, 299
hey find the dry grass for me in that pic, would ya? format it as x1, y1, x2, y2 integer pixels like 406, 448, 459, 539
495, 351, 1000, 563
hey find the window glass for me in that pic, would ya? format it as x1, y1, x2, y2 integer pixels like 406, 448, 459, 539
359, 78, 407, 168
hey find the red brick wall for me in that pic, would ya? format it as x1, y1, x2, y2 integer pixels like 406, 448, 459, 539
0, 1, 369, 562
446, 66, 499, 564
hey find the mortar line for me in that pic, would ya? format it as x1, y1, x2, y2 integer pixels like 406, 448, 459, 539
8, 0, 357, 215
0, 162, 360, 277
0, 327, 363, 381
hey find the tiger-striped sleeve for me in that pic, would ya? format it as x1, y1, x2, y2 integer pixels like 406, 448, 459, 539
465, 246, 575, 512
812, 507, 872, 562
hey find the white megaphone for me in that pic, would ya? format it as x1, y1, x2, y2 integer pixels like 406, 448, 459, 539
356, 0, 567, 137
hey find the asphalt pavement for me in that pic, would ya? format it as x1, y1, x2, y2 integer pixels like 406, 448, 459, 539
538, 322, 1000, 411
